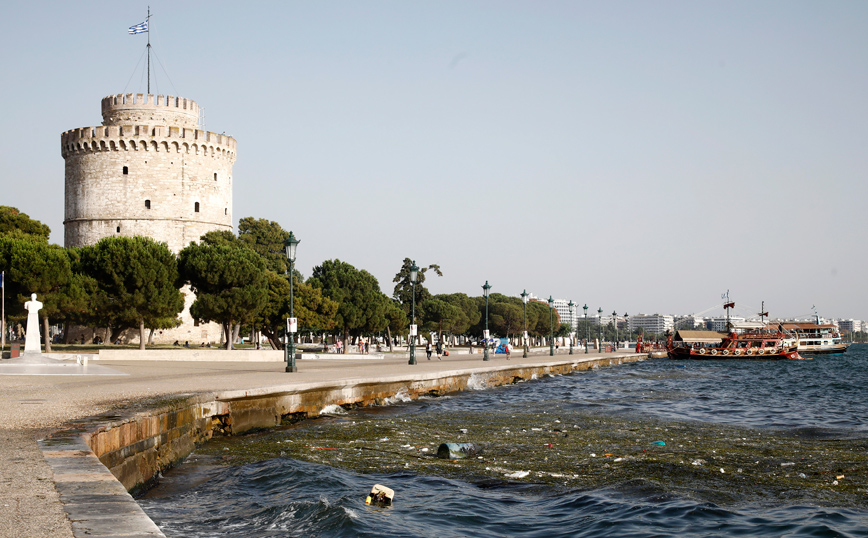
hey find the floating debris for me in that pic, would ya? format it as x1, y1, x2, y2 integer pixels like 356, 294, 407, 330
365, 484, 394, 506
437, 443, 477, 459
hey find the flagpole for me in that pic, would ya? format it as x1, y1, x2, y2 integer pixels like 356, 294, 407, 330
147, 6, 151, 94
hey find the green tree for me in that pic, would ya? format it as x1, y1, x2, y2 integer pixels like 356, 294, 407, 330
254, 270, 338, 350
0, 235, 71, 351
0, 206, 50, 241
436, 293, 479, 340
309, 259, 390, 352
490, 301, 524, 339
421, 297, 462, 342
178, 240, 269, 350
79, 236, 184, 349
237, 217, 292, 274
392, 258, 442, 317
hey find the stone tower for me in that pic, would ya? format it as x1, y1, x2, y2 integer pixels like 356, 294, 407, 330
61, 93, 237, 344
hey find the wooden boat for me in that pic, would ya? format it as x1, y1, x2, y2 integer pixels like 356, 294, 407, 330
666, 329, 806, 360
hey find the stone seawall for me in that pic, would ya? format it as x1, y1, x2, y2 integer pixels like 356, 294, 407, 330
65, 354, 646, 494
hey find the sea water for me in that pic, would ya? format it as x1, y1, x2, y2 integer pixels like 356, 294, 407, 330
139, 344, 868, 537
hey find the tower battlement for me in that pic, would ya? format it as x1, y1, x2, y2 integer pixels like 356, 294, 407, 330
61, 124, 236, 160
101, 93, 200, 128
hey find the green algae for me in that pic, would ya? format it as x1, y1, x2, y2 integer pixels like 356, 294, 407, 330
195, 403, 868, 509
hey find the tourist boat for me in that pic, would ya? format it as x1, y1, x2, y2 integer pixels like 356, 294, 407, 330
780, 320, 850, 355
666, 299, 805, 360
666, 329, 805, 360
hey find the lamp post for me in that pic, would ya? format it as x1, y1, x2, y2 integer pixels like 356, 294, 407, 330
548, 296, 555, 356
521, 289, 529, 358
284, 231, 300, 373
597, 307, 603, 353
482, 281, 491, 361
408, 261, 419, 365
612, 310, 618, 350
624, 313, 629, 350
583, 304, 589, 354
568, 300, 575, 355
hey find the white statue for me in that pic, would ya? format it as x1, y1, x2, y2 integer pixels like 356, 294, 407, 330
24, 293, 43, 353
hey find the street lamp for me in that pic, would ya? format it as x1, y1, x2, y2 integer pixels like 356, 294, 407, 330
408, 261, 419, 365
284, 231, 300, 373
521, 289, 529, 358
612, 310, 618, 350
548, 296, 555, 356
482, 281, 491, 361
568, 300, 575, 355
597, 307, 603, 353
583, 304, 589, 354
624, 313, 629, 350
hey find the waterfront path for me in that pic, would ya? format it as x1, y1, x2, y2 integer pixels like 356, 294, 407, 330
0, 348, 643, 538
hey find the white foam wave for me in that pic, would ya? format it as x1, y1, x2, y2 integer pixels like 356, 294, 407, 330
384, 388, 412, 404
319, 404, 347, 415
466, 373, 487, 390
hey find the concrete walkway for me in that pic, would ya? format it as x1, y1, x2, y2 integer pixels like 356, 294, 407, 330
0, 348, 641, 538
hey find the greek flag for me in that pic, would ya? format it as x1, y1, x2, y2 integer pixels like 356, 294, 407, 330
128, 21, 148, 35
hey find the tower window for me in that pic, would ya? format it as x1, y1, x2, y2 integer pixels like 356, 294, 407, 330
145, 199, 151, 209
194, 202, 200, 213
116, 226, 121, 233
214, 173, 217, 181
123, 166, 129, 175
225, 208, 228, 215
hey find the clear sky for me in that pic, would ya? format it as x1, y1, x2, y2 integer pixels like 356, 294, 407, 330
2, 1, 867, 321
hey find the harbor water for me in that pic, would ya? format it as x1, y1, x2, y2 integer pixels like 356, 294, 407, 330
139, 344, 868, 537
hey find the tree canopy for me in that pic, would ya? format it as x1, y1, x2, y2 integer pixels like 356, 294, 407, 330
79, 236, 184, 348
0, 206, 50, 241
178, 240, 268, 349
310, 259, 391, 351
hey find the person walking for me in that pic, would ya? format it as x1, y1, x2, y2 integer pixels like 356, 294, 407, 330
426, 341, 432, 360
435, 340, 442, 360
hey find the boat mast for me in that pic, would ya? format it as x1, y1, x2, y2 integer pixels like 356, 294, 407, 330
759, 301, 768, 327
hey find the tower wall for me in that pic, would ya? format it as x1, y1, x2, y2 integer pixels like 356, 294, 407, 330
62, 94, 237, 345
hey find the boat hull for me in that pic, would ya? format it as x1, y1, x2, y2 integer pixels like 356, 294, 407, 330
667, 347, 805, 361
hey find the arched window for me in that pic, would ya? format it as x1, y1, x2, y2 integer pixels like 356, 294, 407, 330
116, 226, 121, 233
145, 200, 151, 209
194, 202, 200, 213
123, 166, 128, 175
214, 172, 217, 181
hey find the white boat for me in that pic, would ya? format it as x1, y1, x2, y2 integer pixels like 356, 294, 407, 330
780, 321, 850, 355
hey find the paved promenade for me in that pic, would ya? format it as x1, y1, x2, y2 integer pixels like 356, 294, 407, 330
0, 348, 636, 538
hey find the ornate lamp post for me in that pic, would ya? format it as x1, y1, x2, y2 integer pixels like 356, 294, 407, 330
408, 261, 419, 365
624, 313, 629, 350
597, 307, 603, 353
284, 231, 300, 373
583, 304, 589, 354
548, 296, 555, 356
482, 281, 491, 361
568, 300, 575, 355
612, 310, 618, 350
521, 289, 529, 358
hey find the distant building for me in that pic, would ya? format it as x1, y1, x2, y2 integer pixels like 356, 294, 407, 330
708, 317, 745, 331
838, 319, 863, 333
628, 314, 674, 336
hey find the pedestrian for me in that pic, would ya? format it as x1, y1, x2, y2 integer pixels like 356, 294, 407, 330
426, 341, 432, 360
506, 343, 511, 360
436, 340, 442, 360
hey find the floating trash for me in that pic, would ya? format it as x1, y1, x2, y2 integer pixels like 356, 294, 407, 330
437, 443, 478, 459
365, 484, 394, 507
650, 441, 666, 446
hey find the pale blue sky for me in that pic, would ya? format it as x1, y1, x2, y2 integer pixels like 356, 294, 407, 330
2, 1, 867, 320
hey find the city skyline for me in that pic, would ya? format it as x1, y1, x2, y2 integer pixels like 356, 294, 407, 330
2, 2, 867, 320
